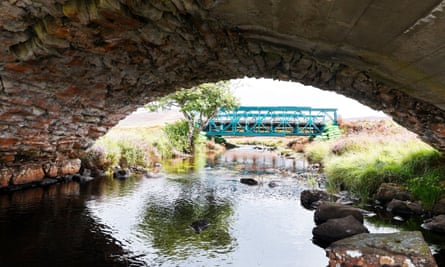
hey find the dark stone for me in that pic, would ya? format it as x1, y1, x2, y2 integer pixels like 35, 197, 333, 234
374, 183, 412, 204
240, 178, 258, 186
268, 181, 278, 188
433, 198, 445, 215
422, 215, 445, 233
314, 202, 364, 225
386, 199, 424, 217
113, 168, 131, 180
72, 174, 94, 184
40, 178, 59, 187
326, 231, 437, 267
312, 215, 369, 247
300, 189, 330, 210
190, 219, 210, 234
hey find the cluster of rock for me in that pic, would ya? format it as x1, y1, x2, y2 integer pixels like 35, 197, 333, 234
374, 183, 445, 234
301, 188, 438, 266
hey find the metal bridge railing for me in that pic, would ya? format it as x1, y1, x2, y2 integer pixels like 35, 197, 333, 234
204, 106, 338, 137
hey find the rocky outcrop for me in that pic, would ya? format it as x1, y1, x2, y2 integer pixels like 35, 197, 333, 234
326, 231, 437, 267
0, 159, 81, 191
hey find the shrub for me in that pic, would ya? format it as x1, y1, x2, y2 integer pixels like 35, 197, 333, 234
163, 120, 190, 153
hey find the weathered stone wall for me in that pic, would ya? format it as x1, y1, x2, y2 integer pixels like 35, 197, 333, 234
1, 0, 445, 189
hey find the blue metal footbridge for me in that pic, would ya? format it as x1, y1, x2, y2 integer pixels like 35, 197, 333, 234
204, 106, 337, 137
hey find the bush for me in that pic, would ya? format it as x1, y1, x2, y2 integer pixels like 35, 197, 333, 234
163, 120, 189, 153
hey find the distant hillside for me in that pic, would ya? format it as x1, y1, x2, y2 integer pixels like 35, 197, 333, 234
116, 109, 183, 128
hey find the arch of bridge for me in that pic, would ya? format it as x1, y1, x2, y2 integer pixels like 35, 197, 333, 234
1, 0, 445, 187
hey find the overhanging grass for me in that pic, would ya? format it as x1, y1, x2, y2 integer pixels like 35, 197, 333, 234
306, 133, 445, 207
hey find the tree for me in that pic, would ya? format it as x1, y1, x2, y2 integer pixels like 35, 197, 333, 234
146, 81, 240, 154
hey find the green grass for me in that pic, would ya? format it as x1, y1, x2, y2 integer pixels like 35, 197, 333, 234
305, 131, 445, 208
85, 126, 178, 171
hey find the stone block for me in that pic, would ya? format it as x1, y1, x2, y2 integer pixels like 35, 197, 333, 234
58, 159, 81, 176
13, 165, 45, 185
0, 168, 12, 187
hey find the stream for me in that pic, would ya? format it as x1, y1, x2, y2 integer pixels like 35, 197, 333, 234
0, 146, 444, 266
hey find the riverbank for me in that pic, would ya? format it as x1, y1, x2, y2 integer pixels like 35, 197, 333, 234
305, 118, 445, 210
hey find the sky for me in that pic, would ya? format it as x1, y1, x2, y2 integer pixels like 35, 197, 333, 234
230, 78, 386, 119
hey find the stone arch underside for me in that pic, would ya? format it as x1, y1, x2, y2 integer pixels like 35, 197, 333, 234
2, 0, 445, 188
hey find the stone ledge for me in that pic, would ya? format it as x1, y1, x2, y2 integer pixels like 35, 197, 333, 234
0, 159, 81, 189
326, 231, 437, 267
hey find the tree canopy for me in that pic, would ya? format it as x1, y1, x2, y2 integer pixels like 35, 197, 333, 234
146, 81, 240, 154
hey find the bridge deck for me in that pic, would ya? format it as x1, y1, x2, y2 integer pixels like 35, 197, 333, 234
204, 106, 337, 137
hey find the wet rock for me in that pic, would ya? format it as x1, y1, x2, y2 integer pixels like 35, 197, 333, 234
268, 181, 278, 188
314, 202, 364, 225
113, 168, 130, 180
40, 178, 59, 187
72, 174, 94, 184
374, 183, 412, 204
312, 215, 369, 247
326, 231, 437, 267
422, 215, 445, 233
433, 198, 445, 215
386, 199, 424, 217
240, 178, 258, 186
300, 189, 330, 210
190, 219, 209, 234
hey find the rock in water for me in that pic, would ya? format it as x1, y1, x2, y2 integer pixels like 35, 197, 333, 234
374, 183, 412, 204
300, 189, 330, 210
422, 215, 445, 233
113, 168, 130, 180
190, 219, 210, 234
314, 202, 364, 225
326, 231, 437, 267
312, 215, 369, 247
240, 178, 258, 186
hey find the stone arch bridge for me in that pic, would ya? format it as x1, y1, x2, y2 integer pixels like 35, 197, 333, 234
2, 0, 445, 188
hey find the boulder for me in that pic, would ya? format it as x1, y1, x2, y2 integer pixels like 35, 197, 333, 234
300, 189, 330, 210
240, 178, 258, 186
374, 183, 412, 204
314, 202, 364, 225
312, 215, 369, 247
326, 231, 437, 267
433, 198, 445, 215
422, 215, 445, 233
386, 199, 424, 217
113, 168, 130, 179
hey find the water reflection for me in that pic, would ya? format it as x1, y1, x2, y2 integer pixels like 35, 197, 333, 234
7, 146, 444, 266
0, 182, 132, 267
139, 189, 235, 264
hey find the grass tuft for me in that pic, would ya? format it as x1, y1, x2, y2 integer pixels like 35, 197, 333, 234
305, 119, 445, 208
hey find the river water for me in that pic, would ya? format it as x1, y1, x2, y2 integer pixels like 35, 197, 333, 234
0, 146, 444, 266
